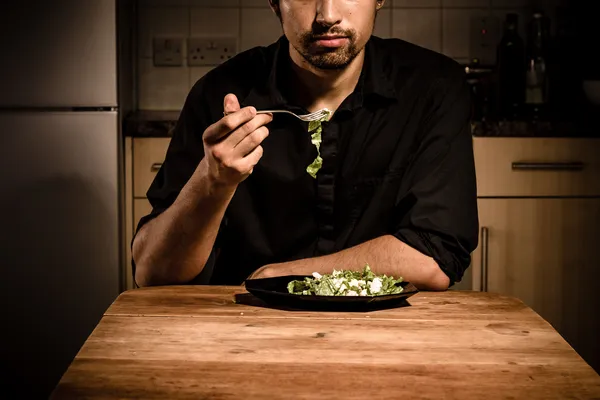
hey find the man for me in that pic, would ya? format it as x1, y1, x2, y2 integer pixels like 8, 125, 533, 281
131, 0, 479, 290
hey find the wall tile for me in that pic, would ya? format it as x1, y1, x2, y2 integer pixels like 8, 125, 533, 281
135, 0, 545, 109
240, 8, 282, 51
138, 7, 189, 57
373, 9, 392, 38
140, 0, 189, 6
443, 0, 491, 7
240, 0, 270, 6
138, 59, 189, 110
442, 8, 488, 58
189, 0, 240, 6
138, 6, 189, 58
190, 66, 214, 88
492, 0, 531, 7
393, 0, 441, 7
190, 8, 240, 36
140, 0, 240, 5
392, 9, 442, 53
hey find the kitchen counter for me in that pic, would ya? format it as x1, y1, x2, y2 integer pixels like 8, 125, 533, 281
124, 110, 180, 137
125, 111, 599, 138
51, 286, 600, 399
471, 119, 599, 138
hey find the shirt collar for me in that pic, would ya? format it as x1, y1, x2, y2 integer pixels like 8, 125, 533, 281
240, 35, 397, 112
362, 36, 397, 100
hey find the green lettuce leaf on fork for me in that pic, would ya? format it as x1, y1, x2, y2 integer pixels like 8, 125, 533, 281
306, 111, 331, 178
287, 264, 404, 296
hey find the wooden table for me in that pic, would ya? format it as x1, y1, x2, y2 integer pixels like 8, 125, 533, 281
52, 287, 600, 399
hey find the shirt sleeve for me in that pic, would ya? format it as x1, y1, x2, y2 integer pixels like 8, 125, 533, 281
391, 66, 479, 286
130, 78, 218, 284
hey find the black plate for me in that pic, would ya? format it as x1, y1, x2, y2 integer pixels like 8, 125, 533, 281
244, 275, 419, 311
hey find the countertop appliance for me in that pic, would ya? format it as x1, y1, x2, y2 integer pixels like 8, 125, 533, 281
0, 1, 131, 397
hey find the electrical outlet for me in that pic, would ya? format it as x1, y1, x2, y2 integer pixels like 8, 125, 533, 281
187, 37, 237, 66
469, 16, 501, 66
153, 37, 184, 67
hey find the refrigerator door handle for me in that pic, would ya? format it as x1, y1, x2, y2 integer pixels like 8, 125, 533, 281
480, 227, 489, 292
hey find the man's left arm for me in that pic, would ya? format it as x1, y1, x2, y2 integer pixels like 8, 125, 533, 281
250, 234, 455, 290
250, 66, 479, 291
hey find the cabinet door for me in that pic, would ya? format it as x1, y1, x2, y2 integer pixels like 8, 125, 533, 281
133, 138, 171, 198
472, 198, 600, 373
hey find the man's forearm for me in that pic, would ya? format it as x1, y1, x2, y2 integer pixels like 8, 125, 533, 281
252, 235, 450, 291
132, 160, 235, 287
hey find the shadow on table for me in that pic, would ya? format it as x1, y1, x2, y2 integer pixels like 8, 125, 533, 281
233, 292, 413, 312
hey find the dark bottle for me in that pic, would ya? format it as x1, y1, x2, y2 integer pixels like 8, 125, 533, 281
496, 13, 526, 120
524, 11, 550, 119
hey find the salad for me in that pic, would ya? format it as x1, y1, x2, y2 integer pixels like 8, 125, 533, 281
306, 109, 332, 178
287, 264, 404, 296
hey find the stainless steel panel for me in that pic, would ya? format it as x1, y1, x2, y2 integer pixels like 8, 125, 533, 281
0, 0, 117, 107
0, 111, 120, 397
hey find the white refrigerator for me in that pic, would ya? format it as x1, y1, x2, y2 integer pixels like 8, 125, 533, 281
0, 1, 127, 397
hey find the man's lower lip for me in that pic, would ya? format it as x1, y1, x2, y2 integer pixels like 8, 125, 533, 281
313, 38, 348, 47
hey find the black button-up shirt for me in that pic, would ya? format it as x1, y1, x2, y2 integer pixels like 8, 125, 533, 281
134, 35, 479, 286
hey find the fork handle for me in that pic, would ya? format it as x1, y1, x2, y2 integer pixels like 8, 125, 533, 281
223, 110, 281, 116
256, 110, 286, 115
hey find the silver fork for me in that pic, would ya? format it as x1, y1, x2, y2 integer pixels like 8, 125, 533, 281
225, 108, 331, 122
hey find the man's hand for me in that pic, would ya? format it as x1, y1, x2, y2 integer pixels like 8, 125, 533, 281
201, 94, 273, 187
133, 94, 273, 287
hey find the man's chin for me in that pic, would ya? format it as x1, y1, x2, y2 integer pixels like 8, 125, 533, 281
312, 62, 350, 70
310, 56, 354, 70
302, 50, 355, 70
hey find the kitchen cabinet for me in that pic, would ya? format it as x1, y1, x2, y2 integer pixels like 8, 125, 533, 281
123, 137, 171, 290
473, 137, 600, 197
453, 137, 600, 374
132, 137, 171, 198
472, 198, 600, 372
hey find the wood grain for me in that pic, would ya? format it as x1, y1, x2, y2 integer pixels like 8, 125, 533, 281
473, 198, 600, 373
53, 360, 600, 400
132, 137, 170, 198
52, 287, 600, 399
473, 137, 600, 197
105, 286, 539, 321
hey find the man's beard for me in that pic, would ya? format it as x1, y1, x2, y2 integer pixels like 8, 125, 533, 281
295, 26, 361, 70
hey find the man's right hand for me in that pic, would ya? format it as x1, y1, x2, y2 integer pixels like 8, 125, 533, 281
201, 93, 273, 187
133, 94, 273, 287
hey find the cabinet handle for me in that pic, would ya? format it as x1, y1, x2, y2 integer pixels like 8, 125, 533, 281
481, 227, 489, 292
151, 163, 162, 172
511, 162, 585, 171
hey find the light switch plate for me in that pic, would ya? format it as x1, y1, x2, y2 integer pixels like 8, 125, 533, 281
187, 37, 238, 66
153, 37, 184, 67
